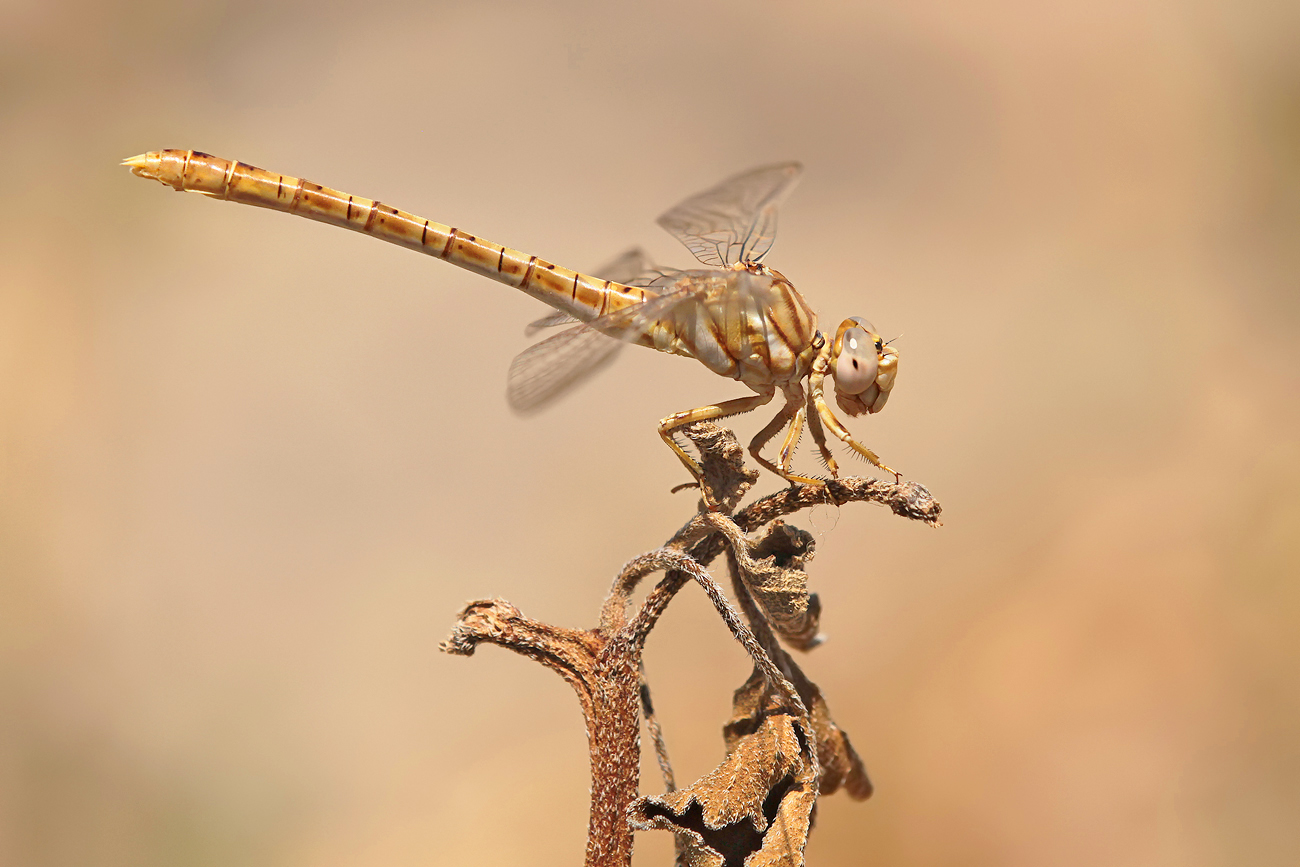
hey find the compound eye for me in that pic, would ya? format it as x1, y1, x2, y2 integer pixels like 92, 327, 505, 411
833, 322, 879, 395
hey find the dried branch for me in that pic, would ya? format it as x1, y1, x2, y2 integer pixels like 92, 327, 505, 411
440, 423, 941, 866
442, 600, 641, 867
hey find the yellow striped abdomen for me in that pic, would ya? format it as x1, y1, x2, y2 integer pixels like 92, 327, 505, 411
124, 149, 648, 324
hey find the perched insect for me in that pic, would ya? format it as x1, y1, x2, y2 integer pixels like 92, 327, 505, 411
125, 151, 900, 503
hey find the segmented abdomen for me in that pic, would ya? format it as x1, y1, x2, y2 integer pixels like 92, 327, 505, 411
126, 150, 649, 325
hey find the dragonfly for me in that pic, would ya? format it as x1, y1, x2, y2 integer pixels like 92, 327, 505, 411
124, 150, 900, 504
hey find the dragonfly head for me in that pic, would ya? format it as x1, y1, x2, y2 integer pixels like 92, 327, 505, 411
829, 317, 898, 417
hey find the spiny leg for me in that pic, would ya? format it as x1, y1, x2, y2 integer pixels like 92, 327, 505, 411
805, 392, 840, 477
743, 386, 826, 487
777, 403, 813, 480
772, 385, 823, 485
746, 392, 798, 477
811, 390, 900, 482
659, 388, 775, 497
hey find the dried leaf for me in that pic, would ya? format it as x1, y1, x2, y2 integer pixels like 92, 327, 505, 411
728, 665, 872, 801
740, 522, 822, 650
631, 710, 817, 867
682, 422, 760, 513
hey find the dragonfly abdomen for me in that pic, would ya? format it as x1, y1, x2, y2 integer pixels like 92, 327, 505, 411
124, 150, 648, 324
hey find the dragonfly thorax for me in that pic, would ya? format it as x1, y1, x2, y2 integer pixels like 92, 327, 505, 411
651, 269, 819, 388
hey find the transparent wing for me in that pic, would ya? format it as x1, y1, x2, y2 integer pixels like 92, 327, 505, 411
507, 325, 627, 412
656, 162, 803, 268
591, 247, 661, 284
524, 308, 581, 335
524, 248, 679, 335
507, 278, 704, 413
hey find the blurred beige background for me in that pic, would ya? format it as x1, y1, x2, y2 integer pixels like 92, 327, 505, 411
2, 0, 1298, 864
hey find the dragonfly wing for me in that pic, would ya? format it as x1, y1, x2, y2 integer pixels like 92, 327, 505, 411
507, 278, 706, 413
656, 162, 803, 267
524, 308, 580, 336
507, 325, 626, 413
591, 247, 659, 284
592, 249, 688, 291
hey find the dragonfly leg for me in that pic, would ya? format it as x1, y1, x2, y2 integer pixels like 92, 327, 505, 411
805, 398, 840, 477
747, 386, 824, 486
659, 388, 776, 496
747, 393, 797, 476
777, 403, 811, 478
806, 340, 897, 481
811, 392, 900, 482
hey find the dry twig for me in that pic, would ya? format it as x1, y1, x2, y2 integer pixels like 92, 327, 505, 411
441, 423, 941, 866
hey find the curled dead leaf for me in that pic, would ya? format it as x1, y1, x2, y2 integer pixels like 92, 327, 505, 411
729, 666, 872, 801
631, 710, 817, 867
737, 522, 822, 651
